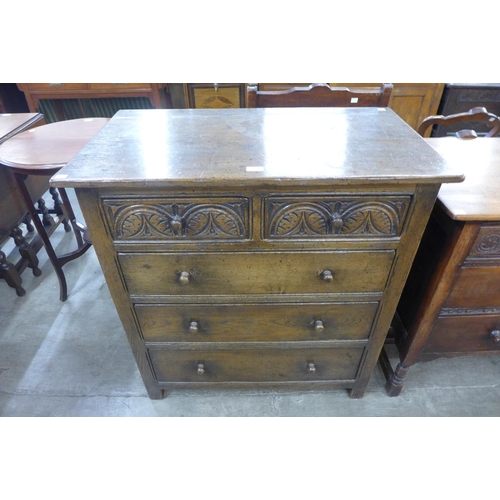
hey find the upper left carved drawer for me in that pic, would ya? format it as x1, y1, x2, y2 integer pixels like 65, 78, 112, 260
102, 197, 251, 241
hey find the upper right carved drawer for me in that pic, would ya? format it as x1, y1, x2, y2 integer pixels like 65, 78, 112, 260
263, 196, 411, 240
466, 225, 500, 261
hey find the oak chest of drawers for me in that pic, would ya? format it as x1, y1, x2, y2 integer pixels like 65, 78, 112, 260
383, 138, 500, 395
51, 108, 462, 399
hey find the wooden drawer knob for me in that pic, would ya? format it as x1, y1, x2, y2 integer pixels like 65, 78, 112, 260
314, 320, 325, 332
189, 321, 199, 333
490, 330, 500, 343
320, 270, 334, 283
307, 363, 316, 373
197, 363, 205, 375
178, 271, 190, 285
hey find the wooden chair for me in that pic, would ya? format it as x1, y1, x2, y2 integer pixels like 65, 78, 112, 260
247, 83, 393, 108
417, 106, 500, 139
0, 117, 109, 301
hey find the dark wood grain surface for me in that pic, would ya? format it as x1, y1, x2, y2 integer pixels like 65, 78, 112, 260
427, 137, 500, 220
51, 108, 463, 188
53, 108, 464, 399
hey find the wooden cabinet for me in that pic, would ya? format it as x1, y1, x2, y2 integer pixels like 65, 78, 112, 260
382, 138, 500, 396
51, 107, 462, 400
434, 84, 500, 136
16, 83, 171, 120
255, 83, 444, 136
388, 84, 444, 135
183, 83, 247, 108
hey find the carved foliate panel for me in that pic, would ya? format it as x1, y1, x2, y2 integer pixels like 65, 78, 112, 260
264, 196, 411, 239
468, 226, 500, 259
103, 197, 250, 241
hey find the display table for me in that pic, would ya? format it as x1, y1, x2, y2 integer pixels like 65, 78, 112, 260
51, 108, 462, 399
382, 137, 500, 395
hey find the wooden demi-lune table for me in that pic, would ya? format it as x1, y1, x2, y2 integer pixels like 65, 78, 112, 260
382, 137, 500, 395
0, 118, 109, 301
0, 113, 44, 296
51, 108, 462, 400
0, 113, 43, 144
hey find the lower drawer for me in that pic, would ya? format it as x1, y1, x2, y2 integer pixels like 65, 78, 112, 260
149, 346, 364, 383
119, 250, 394, 296
136, 302, 378, 342
424, 314, 500, 354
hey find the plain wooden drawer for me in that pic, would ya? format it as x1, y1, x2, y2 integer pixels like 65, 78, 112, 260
424, 314, 500, 354
444, 266, 500, 308
119, 250, 395, 296
150, 346, 364, 383
136, 301, 379, 342
25, 83, 88, 91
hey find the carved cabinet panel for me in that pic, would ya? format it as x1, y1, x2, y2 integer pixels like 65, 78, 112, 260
264, 196, 410, 239
467, 225, 500, 259
104, 197, 250, 241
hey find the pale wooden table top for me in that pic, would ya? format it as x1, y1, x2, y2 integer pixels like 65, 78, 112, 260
426, 137, 500, 221
51, 108, 464, 189
0, 117, 109, 171
0, 113, 43, 144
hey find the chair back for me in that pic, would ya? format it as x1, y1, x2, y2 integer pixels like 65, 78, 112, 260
247, 83, 393, 108
417, 106, 500, 139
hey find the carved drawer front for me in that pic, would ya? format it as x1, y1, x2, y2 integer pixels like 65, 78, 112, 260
466, 225, 500, 261
264, 196, 411, 239
150, 346, 364, 383
424, 314, 500, 354
103, 197, 250, 241
444, 266, 500, 309
119, 250, 395, 296
136, 301, 379, 343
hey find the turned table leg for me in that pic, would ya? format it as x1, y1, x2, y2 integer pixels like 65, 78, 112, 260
50, 187, 71, 232
385, 362, 410, 397
11, 225, 42, 277
378, 347, 411, 397
0, 250, 25, 297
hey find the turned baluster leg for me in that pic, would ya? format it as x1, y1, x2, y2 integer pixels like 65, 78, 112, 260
385, 362, 410, 397
23, 214, 35, 233
10, 225, 42, 277
50, 187, 70, 232
0, 250, 25, 297
37, 197, 54, 227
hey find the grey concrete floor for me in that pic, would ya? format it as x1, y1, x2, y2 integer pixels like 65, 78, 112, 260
1, 189, 499, 417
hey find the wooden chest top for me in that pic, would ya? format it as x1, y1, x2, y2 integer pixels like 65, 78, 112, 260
426, 138, 500, 221
51, 108, 463, 189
